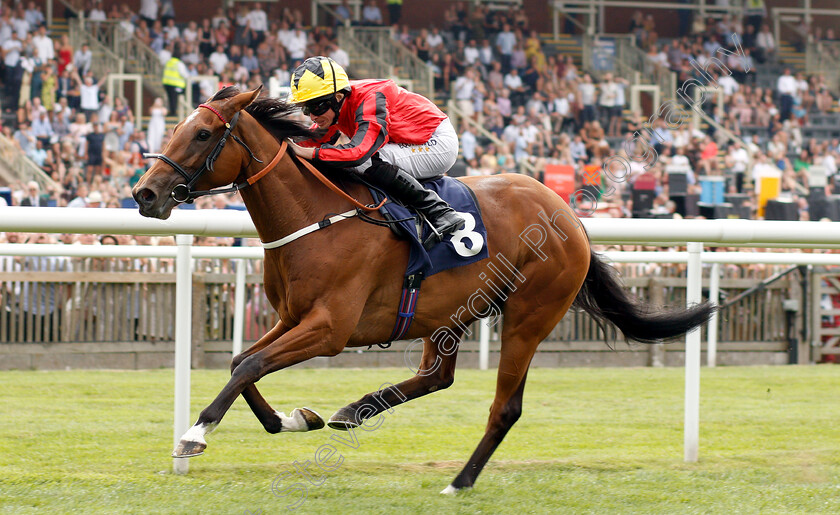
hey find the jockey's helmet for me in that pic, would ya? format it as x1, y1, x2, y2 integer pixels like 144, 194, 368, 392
289, 56, 350, 104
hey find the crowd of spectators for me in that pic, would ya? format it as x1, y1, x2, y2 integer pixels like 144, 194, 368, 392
410, 4, 840, 223
1, 0, 840, 228
0, 0, 355, 212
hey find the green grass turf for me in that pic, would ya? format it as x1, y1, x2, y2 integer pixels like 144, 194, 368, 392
0, 366, 838, 514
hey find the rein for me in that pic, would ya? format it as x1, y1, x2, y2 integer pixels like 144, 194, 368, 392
292, 154, 386, 212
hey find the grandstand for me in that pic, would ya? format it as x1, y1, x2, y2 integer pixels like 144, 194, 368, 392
2, 0, 840, 222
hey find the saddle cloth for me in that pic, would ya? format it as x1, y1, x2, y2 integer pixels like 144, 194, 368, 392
369, 176, 489, 279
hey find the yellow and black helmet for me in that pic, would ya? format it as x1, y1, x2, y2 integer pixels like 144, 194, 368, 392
289, 56, 350, 104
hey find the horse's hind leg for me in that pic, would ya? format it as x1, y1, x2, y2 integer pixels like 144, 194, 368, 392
443, 290, 579, 493
329, 331, 462, 429
442, 341, 534, 493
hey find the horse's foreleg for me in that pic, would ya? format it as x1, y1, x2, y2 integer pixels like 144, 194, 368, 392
232, 320, 325, 435
328, 331, 462, 430
173, 311, 347, 458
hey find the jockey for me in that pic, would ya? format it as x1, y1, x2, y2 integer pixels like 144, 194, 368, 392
287, 56, 465, 247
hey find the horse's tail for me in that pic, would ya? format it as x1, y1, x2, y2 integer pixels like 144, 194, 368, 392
572, 249, 716, 344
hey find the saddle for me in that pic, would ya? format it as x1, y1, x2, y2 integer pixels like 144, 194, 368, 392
291, 157, 488, 346
365, 175, 488, 279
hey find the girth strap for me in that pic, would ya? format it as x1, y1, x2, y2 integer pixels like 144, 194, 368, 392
261, 208, 358, 249
384, 274, 424, 346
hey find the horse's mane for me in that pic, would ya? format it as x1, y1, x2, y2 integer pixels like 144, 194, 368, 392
211, 86, 317, 142
210, 86, 353, 180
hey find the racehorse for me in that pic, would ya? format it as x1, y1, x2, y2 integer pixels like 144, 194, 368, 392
132, 86, 714, 493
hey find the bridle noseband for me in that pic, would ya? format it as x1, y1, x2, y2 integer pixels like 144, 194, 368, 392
143, 103, 264, 203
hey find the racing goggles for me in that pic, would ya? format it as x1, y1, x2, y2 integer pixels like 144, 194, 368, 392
302, 97, 334, 116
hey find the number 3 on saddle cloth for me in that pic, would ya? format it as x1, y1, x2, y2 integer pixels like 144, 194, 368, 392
368, 176, 489, 348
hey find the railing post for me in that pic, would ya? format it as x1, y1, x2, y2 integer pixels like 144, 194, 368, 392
191, 273, 206, 369
707, 262, 721, 368
113, 22, 119, 55
68, 17, 76, 50
378, 29, 385, 63
582, 35, 591, 72
479, 318, 490, 370
232, 259, 247, 358
173, 234, 193, 475
135, 72, 143, 131
798, 265, 809, 365
648, 277, 665, 367
809, 270, 821, 364
684, 241, 703, 463
598, 0, 605, 34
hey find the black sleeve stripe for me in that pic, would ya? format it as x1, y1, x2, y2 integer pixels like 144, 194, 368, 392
374, 91, 388, 138
323, 96, 388, 167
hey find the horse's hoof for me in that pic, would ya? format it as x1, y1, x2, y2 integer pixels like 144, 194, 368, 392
327, 410, 360, 431
440, 485, 459, 495
295, 407, 325, 431
172, 439, 206, 458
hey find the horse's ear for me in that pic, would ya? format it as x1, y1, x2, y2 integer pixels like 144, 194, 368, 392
230, 85, 263, 112
246, 85, 263, 106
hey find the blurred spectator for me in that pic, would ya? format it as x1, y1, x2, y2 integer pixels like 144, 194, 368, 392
86, 190, 103, 208
284, 24, 308, 66
361, 0, 383, 26
146, 98, 167, 154
247, 2, 268, 49
139, 0, 158, 25
777, 68, 796, 122
755, 23, 775, 63
453, 67, 476, 117
460, 121, 477, 162
73, 68, 108, 120
495, 23, 516, 73
20, 181, 47, 206
334, 0, 352, 27
578, 74, 596, 124
328, 42, 349, 70
387, 0, 402, 25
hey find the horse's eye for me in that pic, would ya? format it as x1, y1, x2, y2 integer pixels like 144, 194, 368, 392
197, 130, 211, 141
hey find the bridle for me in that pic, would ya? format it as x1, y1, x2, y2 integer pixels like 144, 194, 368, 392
143, 103, 269, 203
143, 101, 387, 213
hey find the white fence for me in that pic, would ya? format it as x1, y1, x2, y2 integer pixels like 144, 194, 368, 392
4, 207, 840, 472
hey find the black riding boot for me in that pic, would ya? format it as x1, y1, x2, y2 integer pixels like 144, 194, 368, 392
365, 161, 465, 249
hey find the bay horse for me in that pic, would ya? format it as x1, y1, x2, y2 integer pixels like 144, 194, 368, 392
132, 86, 713, 493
